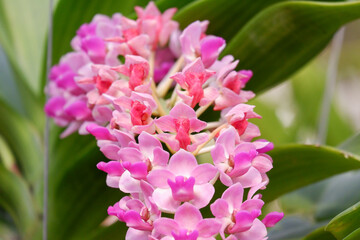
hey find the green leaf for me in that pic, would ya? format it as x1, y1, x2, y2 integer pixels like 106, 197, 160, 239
268, 216, 324, 240
314, 134, 360, 220
262, 144, 360, 202
88, 221, 126, 240
344, 228, 360, 240
0, 100, 43, 186
315, 171, 360, 221
174, 0, 344, 42
48, 129, 125, 239
326, 201, 360, 239
0, 45, 25, 115
0, 44, 44, 128
223, 1, 360, 93
0, 164, 38, 238
0, 0, 48, 94
303, 226, 337, 240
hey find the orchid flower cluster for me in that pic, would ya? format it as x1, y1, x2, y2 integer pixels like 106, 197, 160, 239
45, 2, 283, 239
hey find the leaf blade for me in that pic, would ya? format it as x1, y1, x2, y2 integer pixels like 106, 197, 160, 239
223, 1, 360, 93
262, 144, 360, 202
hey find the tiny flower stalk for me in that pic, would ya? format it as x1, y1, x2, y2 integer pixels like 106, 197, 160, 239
45, 1, 283, 239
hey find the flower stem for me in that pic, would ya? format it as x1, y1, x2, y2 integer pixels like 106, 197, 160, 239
317, 27, 345, 144
192, 123, 228, 156
168, 84, 180, 108
197, 144, 216, 155
157, 55, 184, 98
196, 101, 214, 118
148, 52, 167, 116
204, 121, 223, 130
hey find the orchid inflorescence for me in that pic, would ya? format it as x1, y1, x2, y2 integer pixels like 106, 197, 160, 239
45, 2, 283, 239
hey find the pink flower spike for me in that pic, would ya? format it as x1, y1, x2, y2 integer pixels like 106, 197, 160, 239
154, 203, 221, 239
108, 195, 160, 232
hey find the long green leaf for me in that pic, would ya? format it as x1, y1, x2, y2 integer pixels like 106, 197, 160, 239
0, 164, 38, 238
224, 1, 360, 93
262, 144, 360, 202
174, 0, 343, 42
314, 133, 360, 220
0, 0, 48, 94
326, 201, 360, 239
48, 129, 125, 239
0, 100, 43, 186
303, 226, 337, 240
344, 228, 360, 240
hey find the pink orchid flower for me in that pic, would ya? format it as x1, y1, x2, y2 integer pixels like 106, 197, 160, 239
156, 102, 208, 152
223, 104, 261, 140
112, 55, 150, 91
211, 127, 273, 189
154, 203, 221, 240
135, 1, 178, 49
112, 92, 157, 134
147, 150, 217, 212
171, 58, 217, 108
180, 20, 226, 68
211, 183, 283, 240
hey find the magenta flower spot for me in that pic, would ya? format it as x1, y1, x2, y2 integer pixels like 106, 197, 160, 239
45, 1, 283, 239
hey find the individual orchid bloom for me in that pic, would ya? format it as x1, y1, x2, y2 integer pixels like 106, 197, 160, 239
112, 55, 150, 91
223, 104, 261, 140
108, 182, 160, 232
76, 64, 122, 105
44, 52, 93, 137
71, 14, 123, 64
212, 58, 255, 110
147, 150, 218, 212
87, 123, 135, 161
210, 183, 283, 240
45, 95, 94, 138
214, 70, 255, 110
156, 102, 208, 151
171, 58, 217, 108
48, 52, 89, 95
112, 92, 157, 134
180, 20, 226, 68
117, 132, 169, 188
153, 203, 221, 240
73, 23, 107, 64
106, 16, 151, 58
211, 127, 273, 189
135, 1, 179, 49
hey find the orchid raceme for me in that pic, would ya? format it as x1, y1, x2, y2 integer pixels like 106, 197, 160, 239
45, 1, 283, 239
